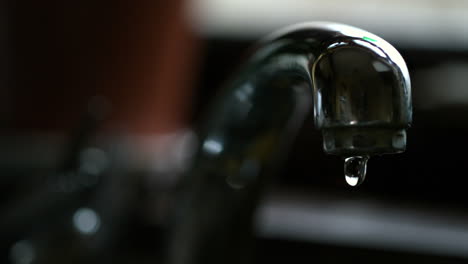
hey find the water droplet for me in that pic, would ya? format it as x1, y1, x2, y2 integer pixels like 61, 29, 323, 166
344, 156, 369, 187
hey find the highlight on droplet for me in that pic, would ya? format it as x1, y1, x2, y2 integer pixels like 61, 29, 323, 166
344, 156, 369, 187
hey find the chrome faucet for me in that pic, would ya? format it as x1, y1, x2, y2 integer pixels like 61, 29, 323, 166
168, 22, 412, 264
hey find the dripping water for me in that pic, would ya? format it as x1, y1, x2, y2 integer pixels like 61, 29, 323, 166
344, 156, 369, 187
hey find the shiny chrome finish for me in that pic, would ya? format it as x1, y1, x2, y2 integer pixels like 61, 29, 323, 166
169, 22, 412, 264
201, 22, 411, 158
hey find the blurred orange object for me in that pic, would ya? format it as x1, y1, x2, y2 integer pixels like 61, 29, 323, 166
9, 0, 198, 135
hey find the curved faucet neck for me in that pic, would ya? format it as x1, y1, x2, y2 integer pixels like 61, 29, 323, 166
199, 22, 411, 162
168, 22, 412, 264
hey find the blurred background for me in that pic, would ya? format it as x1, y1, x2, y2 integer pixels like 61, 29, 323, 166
4, 0, 468, 263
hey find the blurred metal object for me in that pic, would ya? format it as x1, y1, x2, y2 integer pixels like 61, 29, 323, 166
0, 96, 109, 238
168, 22, 411, 264
4, 0, 198, 262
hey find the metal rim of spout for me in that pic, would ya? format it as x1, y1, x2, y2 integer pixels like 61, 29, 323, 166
263, 22, 412, 156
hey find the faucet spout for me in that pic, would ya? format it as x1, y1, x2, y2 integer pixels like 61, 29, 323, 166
201, 22, 411, 162
168, 22, 412, 264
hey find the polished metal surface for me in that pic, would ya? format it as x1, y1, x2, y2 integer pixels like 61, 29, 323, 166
201, 22, 411, 159
169, 22, 412, 264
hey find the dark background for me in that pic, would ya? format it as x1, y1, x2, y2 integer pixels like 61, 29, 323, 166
4, 0, 468, 263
